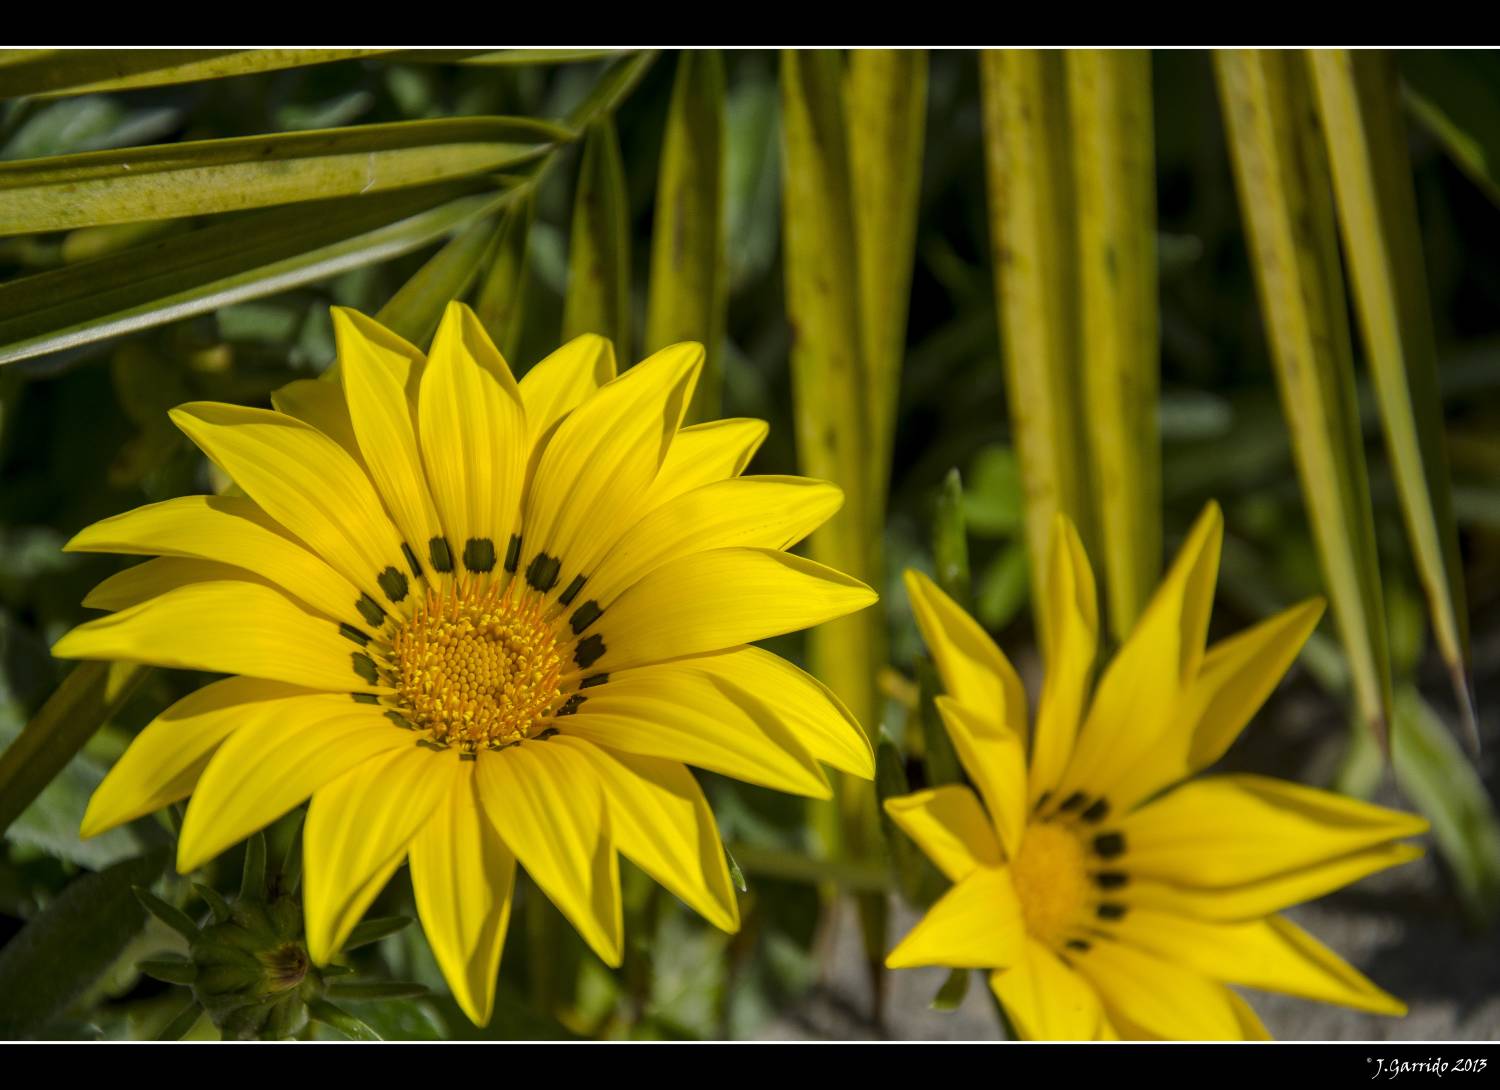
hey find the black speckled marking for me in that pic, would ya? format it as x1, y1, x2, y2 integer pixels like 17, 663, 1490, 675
351, 692, 381, 705
1058, 791, 1087, 813
1065, 939, 1091, 952
463, 537, 496, 574
526, 552, 561, 592
352, 652, 379, 685
338, 622, 371, 647
570, 600, 602, 635
574, 634, 606, 669
1092, 832, 1126, 860
1093, 871, 1129, 890
459, 751, 477, 762
1082, 798, 1111, 824
401, 542, 423, 579
356, 594, 386, 628
415, 738, 447, 752
429, 536, 454, 573
1034, 790, 1052, 814
504, 534, 522, 573
377, 566, 409, 603
558, 574, 587, 607
385, 710, 416, 730
579, 673, 609, 689
1096, 902, 1128, 921
555, 694, 587, 717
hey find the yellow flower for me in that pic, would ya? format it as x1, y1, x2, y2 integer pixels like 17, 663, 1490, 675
886, 503, 1426, 1040
55, 302, 876, 1026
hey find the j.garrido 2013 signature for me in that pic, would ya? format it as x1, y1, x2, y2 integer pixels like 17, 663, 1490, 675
1368, 1057, 1488, 1079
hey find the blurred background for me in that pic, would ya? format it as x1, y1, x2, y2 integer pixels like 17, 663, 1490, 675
0, 48, 1497, 1040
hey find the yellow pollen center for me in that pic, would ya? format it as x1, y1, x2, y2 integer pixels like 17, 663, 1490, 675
1010, 821, 1088, 948
391, 582, 562, 750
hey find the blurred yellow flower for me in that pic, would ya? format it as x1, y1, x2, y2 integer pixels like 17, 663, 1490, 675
55, 302, 876, 1026
886, 503, 1426, 1040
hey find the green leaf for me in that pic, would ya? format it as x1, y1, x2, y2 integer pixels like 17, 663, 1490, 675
444, 50, 629, 68
473, 191, 534, 362
645, 50, 727, 421
915, 656, 964, 789
876, 729, 942, 908
342, 915, 414, 951
0, 182, 506, 366
1311, 50, 1477, 754
138, 956, 197, 986
1215, 49, 1396, 752
0, 661, 148, 839
0, 849, 167, 1038
240, 830, 267, 902
0, 49, 391, 99
156, 1002, 205, 1041
975, 542, 1031, 633
324, 978, 428, 1002
307, 999, 382, 1041
962, 444, 1024, 538
725, 842, 889, 894
133, 885, 201, 942
375, 208, 502, 349
931, 968, 970, 1012
1399, 50, 1500, 206
564, 51, 659, 132
724, 842, 748, 893
980, 50, 1095, 655
1068, 49, 1161, 641
933, 467, 972, 610
313, 997, 444, 1041
193, 882, 231, 925
562, 119, 631, 356
0, 116, 562, 235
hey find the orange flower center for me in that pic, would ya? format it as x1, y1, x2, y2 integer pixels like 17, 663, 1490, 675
1010, 821, 1088, 949
391, 582, 562, 750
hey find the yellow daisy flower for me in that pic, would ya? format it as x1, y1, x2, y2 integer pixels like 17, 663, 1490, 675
885, 503, 1427, 1040
54, 302, 877, 1026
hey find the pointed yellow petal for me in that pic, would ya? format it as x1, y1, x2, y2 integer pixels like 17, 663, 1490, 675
1225, 989, 1273, 1040
65, 494, 372, 631
641, 417, 769, 510
903, 569, 1027, 741
520, 343, 702, 600
989, 937, 1105, 1040
178, 699, 412, 872
580, 547, 875, 675
408, 761, 516, 1027
81, 677, 315, 839
690, 646, 873, 778
885, 865, 1025, 969
519, 333, 617, 451
1075, 938, 1250, 1040
1109, 909, 1405, 1016
1118, 773, 1429, 888
935, 696, 1027, 858
334, 307, 444, 571
417, 301, 527, 575
556, 737, 738, 933
1029, 514, 1099, 805
271, 378, 364, 466
582, 476, 843, 608
475, 741, 623, 967
884, 785, 1003, 882
170, 402, 411, 612
304, 746, 460, 963
83, 556, 257, 612
556, 664, 830, 798
53, 581, 389, 695
1125, 843, 1423, 923
1057, 501, 1223, 801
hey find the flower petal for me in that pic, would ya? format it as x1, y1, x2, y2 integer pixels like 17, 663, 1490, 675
476, 740, 623, 967
81, 677, 316, 839
82, 556, 260, 612
1074, 938, 1250, 1040
989, 937, 1105, 1040
885, 865, 1025, 970
170, 402, 411, 612
1029, 514, 1099, 805
903, 569, 1027, 741
641, 417, 768, 510
417, 302, 527, 577
304, 745, 461, 963
556, 665, 830, 798
520, 343, 701, 602
53, 580, 390, 695
935, 697, 1027, 858
271, 378, 364, 466
178, 700, 413, 872
556, 736, 738, 933
519, 333, 616, 451
884, 785, 1003, 882
575, 547, 875, 676
65, 494, 372, 631
408, 760, 516, 1027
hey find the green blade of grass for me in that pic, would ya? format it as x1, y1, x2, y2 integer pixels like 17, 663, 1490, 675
1215, 48, 1396, 752
0, 49, 393, 99
980, 49, 1094, 654
1068, 48, 1161, 641
0, 115, 562, 235
561, 119, 631, 358
645, 50, 726, 421
1310, 49, 1477, 754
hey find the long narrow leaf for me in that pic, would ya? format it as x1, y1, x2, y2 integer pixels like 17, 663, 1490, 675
1310, 49, 1477, 754
473, 192, 534, 363
0, 183, 507, 366
980, 50, 1093, 653
1399, 50, 1500, 206
1215, 49, 1396, 751
1068, 49, 1161, 640
376, 210, 503, 349
0, 116, 562, 235
0, 49, 391, 99
562, 120, 631, 358
645, 51, 726, 421
564, 52, 659, 132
